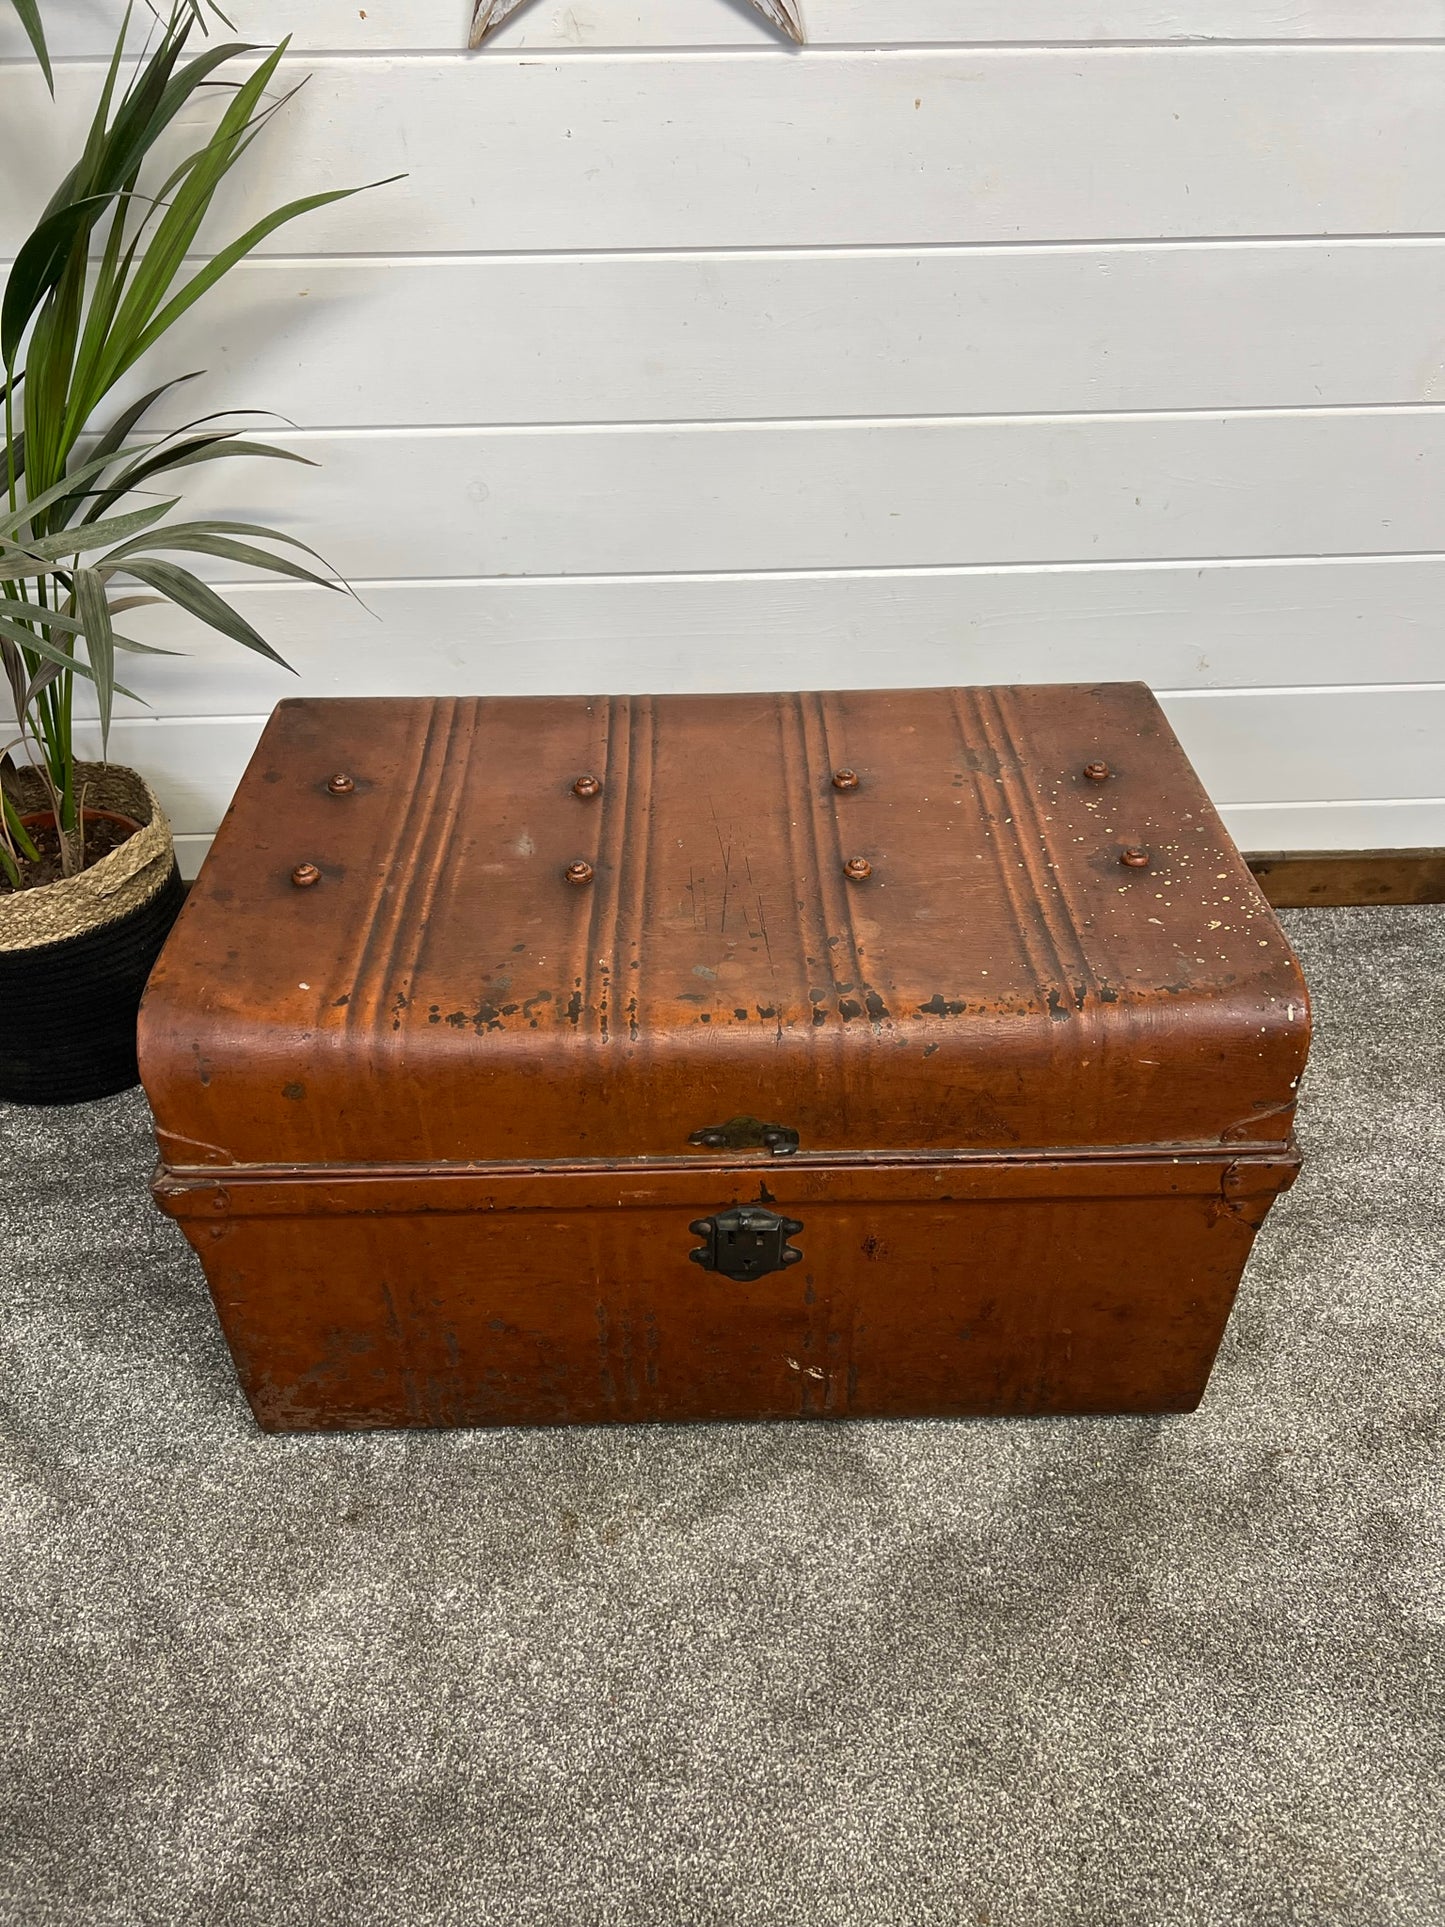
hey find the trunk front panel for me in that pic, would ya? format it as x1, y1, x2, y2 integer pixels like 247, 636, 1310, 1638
161, 1151, 1294, 1431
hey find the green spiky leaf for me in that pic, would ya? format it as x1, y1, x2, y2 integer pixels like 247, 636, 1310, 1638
73, 568, 117, 750
7, 498, 180, 567
7, 0, 52, 90
2, 196, 115, 370
101, 557, 293, 669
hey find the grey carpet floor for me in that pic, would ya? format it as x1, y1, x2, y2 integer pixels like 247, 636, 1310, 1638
1, 904, 1442, 1927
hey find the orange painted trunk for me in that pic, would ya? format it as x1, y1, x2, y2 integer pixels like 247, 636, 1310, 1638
139, 684, 1310, 1431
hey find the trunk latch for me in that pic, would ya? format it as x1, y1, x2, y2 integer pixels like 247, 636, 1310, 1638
688, 1207, 805, 1282
688, 1115, 800, 1157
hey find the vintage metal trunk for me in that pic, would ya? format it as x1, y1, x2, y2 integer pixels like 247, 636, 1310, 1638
139, 685, 1311, 1432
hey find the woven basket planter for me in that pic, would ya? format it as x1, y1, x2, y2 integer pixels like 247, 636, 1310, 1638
0, 763, 184, 1105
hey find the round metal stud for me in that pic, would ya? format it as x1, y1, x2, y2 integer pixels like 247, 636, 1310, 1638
832, 768, 861, 792
290, 862, 321, 888
327, 773, 355, 795
1120, 847, 1151, 870
843, 856, 873, 882
1083, 761, 1111, 784
572, 774, 602, 799
564, 859, 595, 887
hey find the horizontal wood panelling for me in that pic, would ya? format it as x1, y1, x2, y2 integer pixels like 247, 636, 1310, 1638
56, 689, 1445, 843
1224, 800, 1445, 851
27, 559, 1445, 720
9, 49, 1445, 257
7, 22, 1443, 848
1161, 689, 1445, 805
6, 3, 1444, 58
92, 242, 1445, 430
114, 411, 1445, 581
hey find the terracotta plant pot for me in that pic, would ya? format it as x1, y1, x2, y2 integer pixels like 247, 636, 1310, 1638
19, 804, 145, 842
0, 763, 185, 1104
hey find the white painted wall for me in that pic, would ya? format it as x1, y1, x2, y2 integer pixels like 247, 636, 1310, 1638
3, 2, 1445, 872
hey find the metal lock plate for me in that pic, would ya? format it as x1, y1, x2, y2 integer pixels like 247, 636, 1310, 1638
688, 1206, 805, 1282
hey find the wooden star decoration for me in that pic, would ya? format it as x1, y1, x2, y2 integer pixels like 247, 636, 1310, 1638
469, 1, 804, 48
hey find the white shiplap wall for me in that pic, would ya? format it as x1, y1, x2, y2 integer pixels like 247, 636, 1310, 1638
3, 2, 1445, 874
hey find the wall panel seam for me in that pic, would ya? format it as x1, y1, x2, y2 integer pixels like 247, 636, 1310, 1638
207, 403, 1445, 437
173, 555, 1445, 591
1223, 797, 1445, 810
1161, 684, 1445, 699
14, 42, 1445, 69
19, 235, 1445, 270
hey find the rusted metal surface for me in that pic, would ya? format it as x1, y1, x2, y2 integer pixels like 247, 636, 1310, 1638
142, 686, 1309, 1169
153, 1149, 1297, 1432
140, 683, 1311, 1432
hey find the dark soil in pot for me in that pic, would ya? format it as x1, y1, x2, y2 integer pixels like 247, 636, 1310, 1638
0, 765, 184, 1105
7, 808, 143, 892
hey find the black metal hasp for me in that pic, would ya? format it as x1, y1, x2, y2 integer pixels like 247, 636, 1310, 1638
688, 1115, 801, 1157
688, 1207, 805, 1282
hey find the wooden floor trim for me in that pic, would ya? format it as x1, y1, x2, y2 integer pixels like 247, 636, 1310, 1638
1246, 850, 1445, 909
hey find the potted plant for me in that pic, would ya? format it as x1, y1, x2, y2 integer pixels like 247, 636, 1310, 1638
1, 2, 377, 1102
